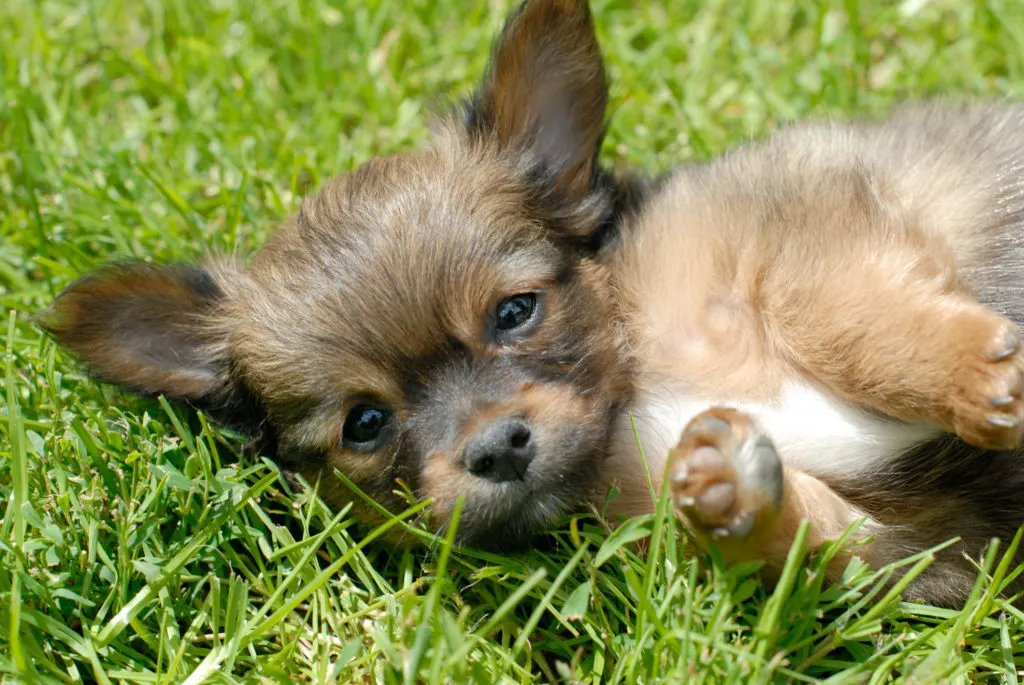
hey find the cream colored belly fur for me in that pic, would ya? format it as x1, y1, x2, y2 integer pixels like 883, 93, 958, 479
605, 379, 941, 517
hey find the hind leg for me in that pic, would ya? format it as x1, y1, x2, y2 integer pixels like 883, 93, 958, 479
666, 407, 990, 605
667, 407, 887, 578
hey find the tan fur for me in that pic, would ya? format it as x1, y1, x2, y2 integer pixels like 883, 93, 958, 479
609, 103, 1024, 601
618, 118, 1024, 442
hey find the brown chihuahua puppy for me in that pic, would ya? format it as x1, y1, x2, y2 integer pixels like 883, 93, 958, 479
42, 0, 1024, 607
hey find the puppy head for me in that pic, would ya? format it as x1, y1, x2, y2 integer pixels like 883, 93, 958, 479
40, 0, 636, 549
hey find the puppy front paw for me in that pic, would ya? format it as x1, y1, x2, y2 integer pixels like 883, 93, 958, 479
951, 314, 1024, 450
666, 408, 783, 541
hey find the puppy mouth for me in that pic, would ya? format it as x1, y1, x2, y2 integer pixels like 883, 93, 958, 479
449, 455, 601, 552
454, 490, 571, 551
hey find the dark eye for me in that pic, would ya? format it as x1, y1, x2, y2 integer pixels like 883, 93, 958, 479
495, 293, 538, 332
342, 403, 392, 449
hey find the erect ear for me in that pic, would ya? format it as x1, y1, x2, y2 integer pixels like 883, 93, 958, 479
39, 261, 229, 402
465, 0, 608, 203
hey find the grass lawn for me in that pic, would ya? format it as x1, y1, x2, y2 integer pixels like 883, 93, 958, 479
4, 0, 1024, 682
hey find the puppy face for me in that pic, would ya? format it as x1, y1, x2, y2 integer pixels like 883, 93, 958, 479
228, 144, 633, 546
41, 0, 640, 549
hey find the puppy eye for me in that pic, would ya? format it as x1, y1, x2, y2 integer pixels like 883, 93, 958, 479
342, 403, 392, 449
495, 293, 538, 332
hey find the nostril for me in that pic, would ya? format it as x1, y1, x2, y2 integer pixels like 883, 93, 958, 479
508, 424, 531, 449
471, 455, 494, 474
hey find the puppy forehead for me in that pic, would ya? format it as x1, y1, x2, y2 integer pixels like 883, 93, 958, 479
278, 147, 565, 283
233, 149, 567, 395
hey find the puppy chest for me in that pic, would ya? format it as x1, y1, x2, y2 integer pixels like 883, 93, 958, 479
618, 380, 941, 478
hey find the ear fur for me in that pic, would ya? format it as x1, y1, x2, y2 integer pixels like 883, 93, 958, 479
39, 261, 228, 402
464, 0, 609, 203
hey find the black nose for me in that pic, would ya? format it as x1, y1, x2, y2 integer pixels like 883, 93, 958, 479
462, 417, 536, 483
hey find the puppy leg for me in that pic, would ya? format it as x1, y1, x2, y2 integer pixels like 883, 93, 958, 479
666, 407, 876, 576
766, 249, 1024, 450
666, 409, 990, 603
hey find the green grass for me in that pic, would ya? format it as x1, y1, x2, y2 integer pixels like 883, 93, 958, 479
4, 0, 1024, 682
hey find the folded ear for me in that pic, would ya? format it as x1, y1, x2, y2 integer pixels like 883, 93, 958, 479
39, 262, 229, 402
465, 0, 608, 203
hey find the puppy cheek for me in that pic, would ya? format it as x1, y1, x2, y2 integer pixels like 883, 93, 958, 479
519, 382, 600, 445
420, 449, 479, 529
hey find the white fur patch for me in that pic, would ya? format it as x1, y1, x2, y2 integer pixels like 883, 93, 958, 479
616, 380, 941, 479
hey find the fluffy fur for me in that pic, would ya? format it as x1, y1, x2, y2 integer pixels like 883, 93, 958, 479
607, 103, 1024, 605
40, 0, 1024, 606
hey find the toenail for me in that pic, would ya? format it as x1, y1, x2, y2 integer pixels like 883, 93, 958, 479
728, 511, 755, 538
992, 330, 1021, 360
987, 414, 1019, 428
